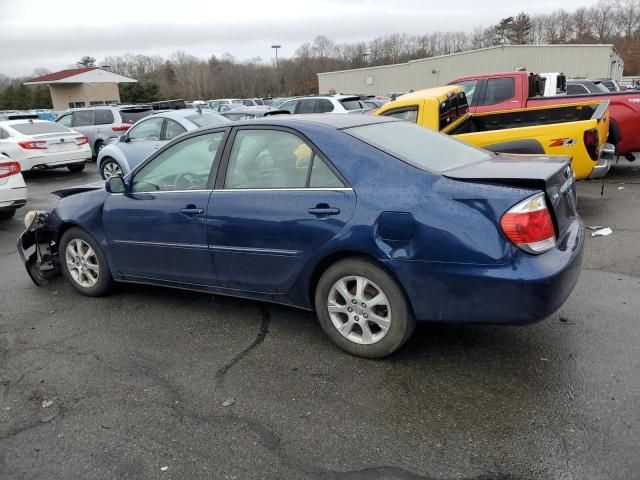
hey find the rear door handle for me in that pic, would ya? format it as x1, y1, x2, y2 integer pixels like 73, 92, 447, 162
308, 207, 340, 216
180, 206, 204, 215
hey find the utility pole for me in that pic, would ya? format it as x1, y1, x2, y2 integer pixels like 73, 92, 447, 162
271, 44, 282, 96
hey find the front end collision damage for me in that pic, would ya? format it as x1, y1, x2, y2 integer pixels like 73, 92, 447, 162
17, 211, 60, 286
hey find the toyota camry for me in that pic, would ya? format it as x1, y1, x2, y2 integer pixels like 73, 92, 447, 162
18, 115, 584, 358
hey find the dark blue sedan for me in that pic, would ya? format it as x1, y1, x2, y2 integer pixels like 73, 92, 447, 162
18, 115, 584, 358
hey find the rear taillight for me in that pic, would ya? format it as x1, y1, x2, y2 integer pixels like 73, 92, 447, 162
112, 123, 131, 132
18, 140, 47, 150
75, 136, 89, 146
583, 128, 599, 161
0, 161, 21, 179
500, 193, 556, 254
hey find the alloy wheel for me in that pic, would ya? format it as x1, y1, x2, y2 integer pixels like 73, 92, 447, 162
327, 275, 391, 345
103, 162, 122, 179
65, 239, 99, 288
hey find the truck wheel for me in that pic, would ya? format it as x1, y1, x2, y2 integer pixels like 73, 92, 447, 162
60, 227, 113, 297
314, 257, 415, 358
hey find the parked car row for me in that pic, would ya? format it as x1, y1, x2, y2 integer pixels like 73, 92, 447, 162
8, 70, 638, 359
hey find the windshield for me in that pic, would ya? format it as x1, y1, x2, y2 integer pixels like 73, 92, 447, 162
11, 122, 72, 135
186, 112, 231, 128
345, 121, 491, 173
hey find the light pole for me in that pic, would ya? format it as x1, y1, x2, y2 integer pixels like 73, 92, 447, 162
271, 44, 282, 96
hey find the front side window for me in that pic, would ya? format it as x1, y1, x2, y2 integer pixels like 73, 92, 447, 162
346, 121, 491, 173
132, 131, 225, 193
164, 119, 187, 140
73, 110, 94, 126
224, 129, 314, 189
279, 100, 298, 114
127, 117, 164, 142
381, 107, 418, 123
479, 78, 515, 105
56, 114, 73, 127
94, 109, 115, 125
0, 128, 9, 139
455, 80, 478, 103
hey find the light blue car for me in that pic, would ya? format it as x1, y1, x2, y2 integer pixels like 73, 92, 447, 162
97, 110, 230, 179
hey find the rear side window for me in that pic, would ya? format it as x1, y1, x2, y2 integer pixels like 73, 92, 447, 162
316, 99, 334, 113
346, 121, 491, 173
339, 99, 362, 111
94, 109, 115, 125
164, 119, 187, 140
479, 78, 515, 105
120, 109, 153, 124
381, 107, 418, 123
567, 84, 588, 95
309, 156, 344, 188
11, 122, 73, 135
73, 110, 94, 126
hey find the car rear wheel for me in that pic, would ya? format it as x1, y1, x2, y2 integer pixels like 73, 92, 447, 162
0, 208, 16, 220
101, 158, 122, 180
314, 257, 415, 358
60, 227, 113, 297
67, 163, 85, 173
95, 140, 104, 155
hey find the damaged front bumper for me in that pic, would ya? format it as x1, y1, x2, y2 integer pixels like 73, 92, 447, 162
17, 211, 60, 286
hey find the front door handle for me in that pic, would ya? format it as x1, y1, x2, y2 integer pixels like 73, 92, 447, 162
180, 205, 204, 215
308, 205, 340, 217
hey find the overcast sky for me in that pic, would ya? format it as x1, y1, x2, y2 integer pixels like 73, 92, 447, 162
1, 0, 594, 78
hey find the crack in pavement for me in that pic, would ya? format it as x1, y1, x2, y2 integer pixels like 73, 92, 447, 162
214, 302, 271, 388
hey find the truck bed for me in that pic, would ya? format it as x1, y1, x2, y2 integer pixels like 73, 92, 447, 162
448, 103, 601, 134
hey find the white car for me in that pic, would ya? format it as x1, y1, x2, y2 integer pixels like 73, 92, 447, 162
278, 95, 367, 114
0, 154, 27, 220
0, 120, 91, 173
207, 98, 243, 112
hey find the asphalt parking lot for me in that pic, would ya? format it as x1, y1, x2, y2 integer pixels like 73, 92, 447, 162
1, 162, 639, 480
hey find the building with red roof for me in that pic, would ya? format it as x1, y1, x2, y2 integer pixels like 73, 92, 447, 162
24, 67, 137, 111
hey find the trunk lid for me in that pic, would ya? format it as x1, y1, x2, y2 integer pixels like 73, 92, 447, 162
32, 132, 84, 153
444, 153, 577, 236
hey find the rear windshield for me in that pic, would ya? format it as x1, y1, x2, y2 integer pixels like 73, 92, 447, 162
339, 99, 363, 111
186, 112, 231, 128
345, 121, 491, 173
120, 109, 153, 124
11, 122, 72, 135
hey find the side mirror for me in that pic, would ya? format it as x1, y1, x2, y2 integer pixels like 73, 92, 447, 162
119, 135, 128, 143
105, 176, 127, 194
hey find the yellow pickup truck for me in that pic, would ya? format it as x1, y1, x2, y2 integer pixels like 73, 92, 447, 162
375, 86, 614, 180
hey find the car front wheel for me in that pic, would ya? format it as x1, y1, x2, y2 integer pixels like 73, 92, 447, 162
60, 227, 113, 296
314, 257, 415, 358
101, 158, 123, 179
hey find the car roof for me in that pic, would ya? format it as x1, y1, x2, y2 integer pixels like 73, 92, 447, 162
229, 113, 398, 129
152, 109, 223, 120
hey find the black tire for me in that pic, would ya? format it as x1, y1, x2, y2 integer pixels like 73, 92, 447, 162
100, 158, 122, 180
94, 140, 104, 156
59, 227, 113, 297
67, 163, 86, 173
0, 208, 16, 220
314, 257, 415, 358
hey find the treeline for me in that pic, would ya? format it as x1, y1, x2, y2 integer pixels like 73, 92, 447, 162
1, 0, 639, 108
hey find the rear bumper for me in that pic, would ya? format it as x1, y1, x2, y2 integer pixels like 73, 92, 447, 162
0, 199, 27, 210
589, 143, 615, 179
386, 218, 585, 325
21, 150, 91, 171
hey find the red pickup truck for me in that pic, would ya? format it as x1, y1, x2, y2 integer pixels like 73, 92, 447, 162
450, 71, 640, 161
